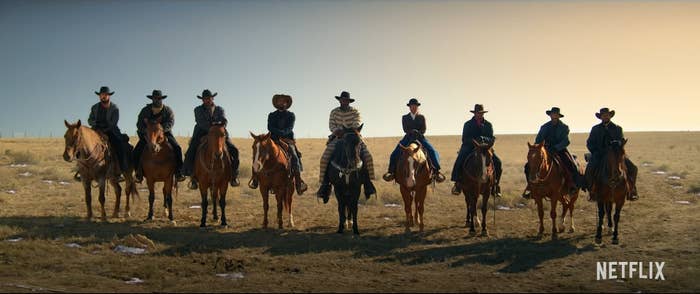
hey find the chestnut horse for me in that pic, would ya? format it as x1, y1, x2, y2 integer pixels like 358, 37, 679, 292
395, 142, 432, 232
526, 142, 580, 239
63, 120, 137, 221
594, 139, 629, 245
193, 122, 233, 227
142, 119, 178, 222
250, 132, 295, 229
458, 139, 495, 236
328, 125, 365, 235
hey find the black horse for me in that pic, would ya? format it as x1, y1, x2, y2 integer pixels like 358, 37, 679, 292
327, 125, 366, 235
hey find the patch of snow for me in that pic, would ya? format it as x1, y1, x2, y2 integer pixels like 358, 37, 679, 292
65, 243, 82, 248
189, 205, 201, 209
384, 203, 401, 208
496, 205, 512, 210
9, 164, 28, 168
113, 245, 146, 255
6, 190, 16, 194
58, 181, 70, 185
42, 180, 54, 184
5, 237, 23, 242
383, 217, 391, 221
125, 277, 144, 285
18, 172, 32, 177
667, 176, 681, 180
675, 200, 691, 205
216, 272, 244, 280
652, 171, 667, 175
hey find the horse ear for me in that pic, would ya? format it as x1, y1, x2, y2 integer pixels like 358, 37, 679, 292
527, 141, 532, 148
249, 131, 257, 140
76, 120, 81, 128
623, 138, 628, 147
357, 123, 364, 132
472, 139, 479, 147
64, 120, 70, 128
263, 132, 271, 140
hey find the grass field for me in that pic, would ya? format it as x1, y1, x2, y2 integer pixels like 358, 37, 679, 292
0, 132, 698, 292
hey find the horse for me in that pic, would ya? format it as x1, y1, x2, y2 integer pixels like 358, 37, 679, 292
250, 132, 295, 229
526, 142, 580, 239
593, 139, 629, 245
193, 122, 233, 227
394, 142, 432, 232
327, 125, 365, 235
142, 118, 178, 222
62, 119, 137, 221
458, 138, 495, 236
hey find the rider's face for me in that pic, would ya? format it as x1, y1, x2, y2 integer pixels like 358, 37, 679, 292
409, 105, 418, 114
99, 93, 110, 104
601, 113, 612, 123
202, 97, 214, 106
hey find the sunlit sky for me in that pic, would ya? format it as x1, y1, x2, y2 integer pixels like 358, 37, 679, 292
1, 0, 698, 138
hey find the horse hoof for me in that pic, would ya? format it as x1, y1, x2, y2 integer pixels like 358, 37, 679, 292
612, 238, 619, 245
353, 230, 360, 235
220, 223, 228, 228
170, 220, 177, 226
569, 227, 576, 233
200, 223, 206, 228
558, 226, 565, 233
337, 229, 344, 234
126, 212, 132, 218
481, 231, 489, 237
469, 230, 477, 237
595, 237, 602, 244
552, 234, 558, 240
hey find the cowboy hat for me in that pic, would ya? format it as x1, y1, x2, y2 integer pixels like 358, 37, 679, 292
595, 107, 615, 119
147, 89, 167, 99
197, 89, 218, 99
95, 86, 114, 96
469, 104, 487, 113
335, 91, 355, 103
406, 98, 421, 106
272, 94, 293, 110
545, 107, 564, 117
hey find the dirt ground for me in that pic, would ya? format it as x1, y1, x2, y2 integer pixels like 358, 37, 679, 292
0, 132, 698, 292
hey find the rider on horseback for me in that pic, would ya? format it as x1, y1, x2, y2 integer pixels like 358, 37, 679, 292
522, 107, 585, 199
248, 94, 308, 195
182, 89, 240, 189
76, 86, 129, 181
383, 98, 444, 183
585, 108, 639, 201
132, 90, 186, 183
316, 91, 377, 203
450, 104, 503, 197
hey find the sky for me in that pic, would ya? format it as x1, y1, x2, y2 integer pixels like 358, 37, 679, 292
0, 0, 698, 138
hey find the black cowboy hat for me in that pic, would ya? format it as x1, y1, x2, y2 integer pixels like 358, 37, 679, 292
595, 107, 615, 119
197, 89, 218, 99
147, 89, 167, 99
335, 91, 355, 103
469, 104, 487, 113
94, 86, 114, 96
272, 94, 293, 110
406, 98, 421, 106
546, 107, 564, 117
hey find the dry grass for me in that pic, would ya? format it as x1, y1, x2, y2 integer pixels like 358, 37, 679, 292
0, 132, 698, 292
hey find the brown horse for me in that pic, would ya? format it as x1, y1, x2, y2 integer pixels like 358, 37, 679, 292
594, 139, 629, 245
526, 142, 580, 239
458, 139, 495, 236
193, 122, 233, 227
395, 142, 432, 232
250, 132, 295, 229
142, 119, 178, 222
63, 120, 137, 221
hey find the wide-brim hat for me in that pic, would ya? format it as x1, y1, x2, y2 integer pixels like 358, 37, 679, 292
147, 89, 167, 99
272, 94, 293, 110
335, 91, 355, 103
546, 107, 564, 117
197, 89, 218, 99
595, 107, 615, 119
469, 104, 487, 113
407, 98, 421, 106
95, 86, 114, 96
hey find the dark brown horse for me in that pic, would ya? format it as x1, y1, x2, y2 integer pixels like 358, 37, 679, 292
142, 119, 178, 222
458, 139, 494, 236
526, 142, 580, 239
395, 142, 432, 232
594, 139, 629, 245
63, 120, 137, 221
193, 122, 233, 227
250, 132, 295, 229
328, 125, 365, 235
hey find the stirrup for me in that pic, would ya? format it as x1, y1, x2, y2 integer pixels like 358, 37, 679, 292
434, 172, 446, 183
382, 172, 394, 182
248, 178, 259, 189
521, 189, 531, 199
189, 179, 198, 190
451, 184, 461, 195
296, 181, 308, 195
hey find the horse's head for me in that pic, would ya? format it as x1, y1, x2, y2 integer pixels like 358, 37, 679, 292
526, 141, 549, 183
340, 124, 364, 169
250, 131, 273, 173
208, 122, 227, 159
63, 119, 82, 162
605, 138, 628, 186
398, 142, 427, 188
467, 138, 494, 183
145, 118, 165, 153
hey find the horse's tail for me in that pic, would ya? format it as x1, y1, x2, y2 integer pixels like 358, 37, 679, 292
172, 178, 179, 200
125, 173, 139, 202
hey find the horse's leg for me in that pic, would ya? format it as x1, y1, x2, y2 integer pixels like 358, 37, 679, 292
568, 196, 576, 233
211, 185, 218, 221
337, 194, 346, 234
605, 201, 613, 231
481, 193, 489, 237
112, 179, 122, 218
352, 194, 360, 235
146, 178, 156, 221
199, 186, 209, 228
287, 184, 294, 228
417, 186, 427, 232
219, 185, 228, 227
261, 187, 270, 229
276, 187, 284, 229
164, 176, 174, 222
612, 199, 624, 245
400, 186, 412, 231
463, 190, 470, 228
98, 178, 107, 222
595, 200, 605, 244
82, 180, 93, 220
549, 198, 558, 240
535, 196, 545, 238
468, 192, 477, 235
559, 197, 568, 233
